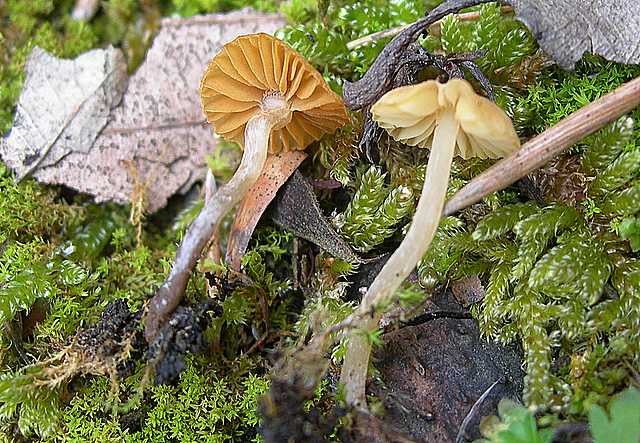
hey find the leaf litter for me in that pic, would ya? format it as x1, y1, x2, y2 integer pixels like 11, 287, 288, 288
1, 9, 285, 212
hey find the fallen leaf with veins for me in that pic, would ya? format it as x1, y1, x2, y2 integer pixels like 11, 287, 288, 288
225, 150, 308, 271
509, 0, 640, 69
0, 46, 127, 181
1, 9, 285, 212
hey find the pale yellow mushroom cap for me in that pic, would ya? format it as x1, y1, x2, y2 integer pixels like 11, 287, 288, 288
200, 33, 349, 154
370, 78, 520, 160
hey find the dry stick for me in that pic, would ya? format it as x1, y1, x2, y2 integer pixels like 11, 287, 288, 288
455, 377, 503, 443
203, 170, 222, 267
444, 75, 640, 216
346, 6, 513, 50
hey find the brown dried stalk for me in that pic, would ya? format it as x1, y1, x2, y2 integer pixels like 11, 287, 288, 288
346, 6, 513, 50
444, 75, 640, 216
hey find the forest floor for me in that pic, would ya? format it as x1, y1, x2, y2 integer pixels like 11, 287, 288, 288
1, 0, 639, 442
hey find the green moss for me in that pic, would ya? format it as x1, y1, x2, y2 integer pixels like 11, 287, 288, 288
512, 56, 640, 135
0, 165, 75, 240
49, 357, 269, 442
416, 114, 640, 413
423, 2, 537, 74
2, 0, 640, 439
334, 166, 415, 253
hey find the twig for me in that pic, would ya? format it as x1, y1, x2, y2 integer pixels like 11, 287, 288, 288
343, 0, 497, 111
346, 24, 411, 50
346, 6, 513, 50
455, 377, 503, 443
386, 310, 472, 333
444, 75, 640, 216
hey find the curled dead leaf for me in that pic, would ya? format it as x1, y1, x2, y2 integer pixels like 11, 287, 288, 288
226, 150, 308, 271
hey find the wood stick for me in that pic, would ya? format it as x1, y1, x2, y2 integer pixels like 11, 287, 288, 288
346, 6, 513, 50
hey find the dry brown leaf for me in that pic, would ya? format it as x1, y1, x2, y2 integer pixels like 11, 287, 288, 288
0, 46, 127, 181
271, 171, 360, 263
225, 150, 307, 271
1, 10, 285, 212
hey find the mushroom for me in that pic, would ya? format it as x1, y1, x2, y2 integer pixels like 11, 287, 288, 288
145, 33, 349, 341
340, 78, 520, 406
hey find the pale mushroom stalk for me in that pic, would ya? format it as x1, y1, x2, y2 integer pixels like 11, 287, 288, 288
340, 109, 459, 406
145, 95, 291, 341
340, 78, 520, 407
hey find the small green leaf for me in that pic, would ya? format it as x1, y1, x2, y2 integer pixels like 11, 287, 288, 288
619, 217, 640, 251
480, 398, 553, 443
589, 388, 640, 443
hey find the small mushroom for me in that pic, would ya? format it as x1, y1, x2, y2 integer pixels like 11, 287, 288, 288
145, 33, 348, 341
340, 78, 520, 406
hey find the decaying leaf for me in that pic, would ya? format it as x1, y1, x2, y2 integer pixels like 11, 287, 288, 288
226, 150, 307, 271
0, 46, 127, 181
372, 290, 524, 443
509, 0, 640, 69
451, 275, 485, 308
1, 10, 285, 212
271, 171, 360, 263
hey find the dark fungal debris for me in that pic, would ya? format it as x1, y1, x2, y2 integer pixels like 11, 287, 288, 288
147, 299, 217, 385
74, 299, 144, 378
259, 375, 345, 443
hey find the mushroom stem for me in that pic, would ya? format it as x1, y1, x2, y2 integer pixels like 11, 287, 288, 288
340, 108, 459, 407
145, 114, 275, 342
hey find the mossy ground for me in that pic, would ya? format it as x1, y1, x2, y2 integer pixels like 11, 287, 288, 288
1, 0, 639, 441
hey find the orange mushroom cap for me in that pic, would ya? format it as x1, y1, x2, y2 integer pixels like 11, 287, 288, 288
200, 33, 349, 154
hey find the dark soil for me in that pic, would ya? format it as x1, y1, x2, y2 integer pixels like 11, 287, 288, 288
370, 289, 525, 443
147, 299, 217, 384
75, 299, 144, 378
